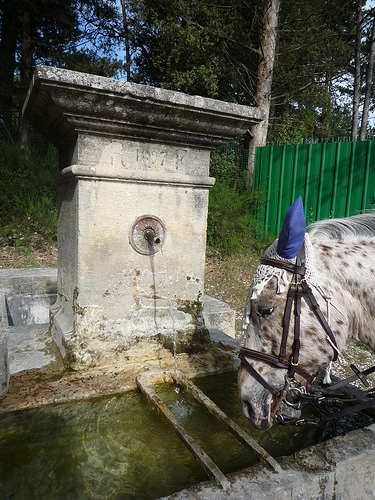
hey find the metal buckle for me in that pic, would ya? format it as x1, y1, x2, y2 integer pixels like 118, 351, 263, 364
271, 376, 303, 418
284, 386, 305, 408
294, 419, 305, 426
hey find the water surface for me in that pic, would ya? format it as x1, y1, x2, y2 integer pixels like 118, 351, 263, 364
0, 371, 373, 499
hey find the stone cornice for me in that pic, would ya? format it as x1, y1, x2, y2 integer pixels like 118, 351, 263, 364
23, 66, 264, 150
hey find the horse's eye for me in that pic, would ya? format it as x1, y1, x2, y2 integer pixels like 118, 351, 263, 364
256, 306, 276, 318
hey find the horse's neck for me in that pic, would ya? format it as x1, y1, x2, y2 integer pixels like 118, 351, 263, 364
313, 238, 375, 350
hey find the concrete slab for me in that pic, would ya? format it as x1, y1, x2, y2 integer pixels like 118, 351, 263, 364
5, 324, 61, 374
203, 296, 236, 338
208, 328, 240, 350
0, 267, 57, 296
6, 294, 56, 326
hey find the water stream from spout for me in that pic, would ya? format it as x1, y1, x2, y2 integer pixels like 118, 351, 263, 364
158, 246, 180, 390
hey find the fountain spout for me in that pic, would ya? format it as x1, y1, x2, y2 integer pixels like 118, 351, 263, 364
144, 228, 161, 246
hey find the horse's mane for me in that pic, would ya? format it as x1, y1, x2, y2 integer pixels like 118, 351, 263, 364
307, 211, 375, 240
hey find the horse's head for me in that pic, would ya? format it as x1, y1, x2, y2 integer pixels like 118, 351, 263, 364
238, 273, 324, 429
238, 276, 293, 429
238, 197, 335, 429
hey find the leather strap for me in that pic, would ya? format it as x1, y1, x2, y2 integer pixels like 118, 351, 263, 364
277, 395, 375, 426
240, 246, 336, 397
279, 285, 294, 363
241, 247, 375, 426
300, 281, 338, 361
260, 257, 306, 276
239, 347, 317, 385
259, 249, 338, 362
238, 353, 278, 395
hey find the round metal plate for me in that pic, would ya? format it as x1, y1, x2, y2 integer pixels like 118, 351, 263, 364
129, 215, 167, 255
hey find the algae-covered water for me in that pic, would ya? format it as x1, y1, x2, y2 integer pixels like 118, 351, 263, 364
0, 371, 373, 499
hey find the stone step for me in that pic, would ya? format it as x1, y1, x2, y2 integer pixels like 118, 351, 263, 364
5, 324, 60, 375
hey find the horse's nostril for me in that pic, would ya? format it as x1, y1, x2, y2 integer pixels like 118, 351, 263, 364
242, 400, 254, 420
259, 419, 272, 430
241, 399, 273, 429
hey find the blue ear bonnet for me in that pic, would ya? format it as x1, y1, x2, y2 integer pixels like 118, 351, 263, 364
277, 196, 306, 259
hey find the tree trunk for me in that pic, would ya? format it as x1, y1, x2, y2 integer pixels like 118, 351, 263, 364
247, 0, 281, 184
359, 8, 375, 141
121, 0, 131, 82
351, 0, 363, 142
18, 8, 34, 155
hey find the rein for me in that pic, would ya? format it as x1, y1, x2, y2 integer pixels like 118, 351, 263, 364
239, 247, 375, 426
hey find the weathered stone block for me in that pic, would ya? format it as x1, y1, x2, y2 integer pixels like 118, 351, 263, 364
23, 66, 264, 369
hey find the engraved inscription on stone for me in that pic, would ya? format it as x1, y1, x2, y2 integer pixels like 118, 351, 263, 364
136, 147, 167, 169
129, 144, 206, 176
87, 139, 208, 177
100, 142, 123, 169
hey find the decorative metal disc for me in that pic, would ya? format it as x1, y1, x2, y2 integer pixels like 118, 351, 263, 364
129, 215, 167, 255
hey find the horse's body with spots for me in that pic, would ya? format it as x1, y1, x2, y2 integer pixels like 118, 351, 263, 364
238, 210, 375, 430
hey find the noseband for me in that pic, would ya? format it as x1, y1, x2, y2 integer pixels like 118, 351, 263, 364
239, 247, 340, 412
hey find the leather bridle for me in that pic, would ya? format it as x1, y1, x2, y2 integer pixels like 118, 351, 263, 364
240, 246, 339, 387
239, 246, 352, 424
240, 245, 375, 426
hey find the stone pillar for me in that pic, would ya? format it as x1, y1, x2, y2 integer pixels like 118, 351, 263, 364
23, 66, 263, 369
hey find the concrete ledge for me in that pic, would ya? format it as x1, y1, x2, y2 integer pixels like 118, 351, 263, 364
161, 424, 375, 499
5, 324, 61, 375
23, 66, 264, 152
0, 268, 57, 296
0, 270, 236, 339
203, 295, 236, 338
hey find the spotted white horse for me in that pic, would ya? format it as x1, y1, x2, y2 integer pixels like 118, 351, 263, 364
238, 197, 375, 429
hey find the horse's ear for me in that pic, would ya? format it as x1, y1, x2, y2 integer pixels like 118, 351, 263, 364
277, 196, 306, 259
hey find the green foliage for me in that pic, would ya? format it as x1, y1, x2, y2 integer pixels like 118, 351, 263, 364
270, 0, 356, 142
0, 141, 58, 251
127, 0, 261, 102
207, 181, 268, 256
0, 0, 124, 110
210, 142, 249, 190
124, 0, 359, 142
58, 50, 124, 78
0, 137, 271, 264
207, 141, 272, 256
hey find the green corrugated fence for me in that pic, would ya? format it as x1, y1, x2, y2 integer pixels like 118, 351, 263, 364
253, 140, 375, 236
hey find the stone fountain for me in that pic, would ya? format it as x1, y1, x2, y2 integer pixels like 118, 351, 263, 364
18, 66, 263, 377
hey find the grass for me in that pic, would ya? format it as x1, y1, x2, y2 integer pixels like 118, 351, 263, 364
0, 141, 58, 267
204, 246, 264, 333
